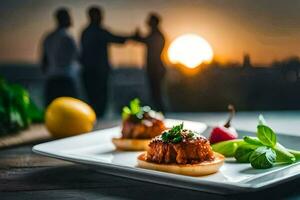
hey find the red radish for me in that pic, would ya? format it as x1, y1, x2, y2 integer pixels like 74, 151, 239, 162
209, 105, 238, 144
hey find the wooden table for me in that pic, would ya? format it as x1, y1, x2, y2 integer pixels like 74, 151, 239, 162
1, 112, 300, 200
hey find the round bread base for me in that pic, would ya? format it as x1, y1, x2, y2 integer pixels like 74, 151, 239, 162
137, 152, 224, 176
112, 138, 150, 151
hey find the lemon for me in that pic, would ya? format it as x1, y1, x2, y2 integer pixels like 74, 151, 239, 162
45, 97, 96, 138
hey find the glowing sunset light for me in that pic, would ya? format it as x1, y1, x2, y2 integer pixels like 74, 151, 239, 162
168, 34, 214, 68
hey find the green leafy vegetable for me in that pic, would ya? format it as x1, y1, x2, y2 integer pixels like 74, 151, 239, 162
244, 136, 295, 163
211, 139, 244, 157
257, 125, 277, 147
243, 136, 263, 146
0, 77, 44, 135
287, 149, 300, 161
27, 99, 44, 122
211, 114, 300, 169
274, 143, 295, 164
249, 146, 276, 169
235, 144, 258, 163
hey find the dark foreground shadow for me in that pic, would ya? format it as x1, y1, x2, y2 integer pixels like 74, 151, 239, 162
2, 164, 299, 200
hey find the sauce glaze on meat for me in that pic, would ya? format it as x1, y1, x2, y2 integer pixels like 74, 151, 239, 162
146, 130, 214, 164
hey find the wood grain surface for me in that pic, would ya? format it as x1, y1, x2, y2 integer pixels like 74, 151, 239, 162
0, 124, 51, 149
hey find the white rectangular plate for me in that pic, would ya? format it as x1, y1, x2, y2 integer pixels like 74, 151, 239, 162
33, 119, 300, 194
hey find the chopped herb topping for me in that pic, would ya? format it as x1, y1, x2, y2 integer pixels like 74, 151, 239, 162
161, 123, 196, 143
122, 98, 155, 122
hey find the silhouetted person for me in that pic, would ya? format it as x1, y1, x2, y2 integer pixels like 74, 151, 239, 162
41, 8, 79, 106
132, 13, 166, 111
80, 6, 128, 117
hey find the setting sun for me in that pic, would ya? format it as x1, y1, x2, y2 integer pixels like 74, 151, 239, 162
168, 34, 214, 68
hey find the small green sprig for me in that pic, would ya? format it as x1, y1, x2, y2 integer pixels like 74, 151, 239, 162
122, 98, 151, 121
161, 123, 195, 143
162, 123, 184, 143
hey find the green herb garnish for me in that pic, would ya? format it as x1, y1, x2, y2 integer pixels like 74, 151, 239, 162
122, 98, 142, 120
161, 123, 195, 143
122, 98, 156, 122
161, 123, 183, 143
212, 115, 300, 169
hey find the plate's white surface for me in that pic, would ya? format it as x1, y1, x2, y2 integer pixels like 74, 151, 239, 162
33, 119, 300, 194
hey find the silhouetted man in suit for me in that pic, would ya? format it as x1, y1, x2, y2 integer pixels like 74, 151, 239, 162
80, 6, 128, 117
132, 13, 166, 111
41, 8, 79, 106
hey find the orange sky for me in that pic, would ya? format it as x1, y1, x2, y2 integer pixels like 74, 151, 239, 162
1, 0, 300, 67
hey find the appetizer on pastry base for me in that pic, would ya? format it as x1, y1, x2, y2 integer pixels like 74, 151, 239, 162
113, 99, 166, 151
137, 123, 225, 176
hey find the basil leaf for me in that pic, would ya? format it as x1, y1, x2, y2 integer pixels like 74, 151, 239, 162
235, 144, 258, 163
243, 136, 295, 163
249, 146, 276, 169
257, 125, 277, 147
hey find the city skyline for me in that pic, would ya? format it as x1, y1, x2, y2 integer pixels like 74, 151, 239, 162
1, 0, 300, 67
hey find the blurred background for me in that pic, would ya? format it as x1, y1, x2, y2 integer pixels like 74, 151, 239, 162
1, 0, 300, 117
